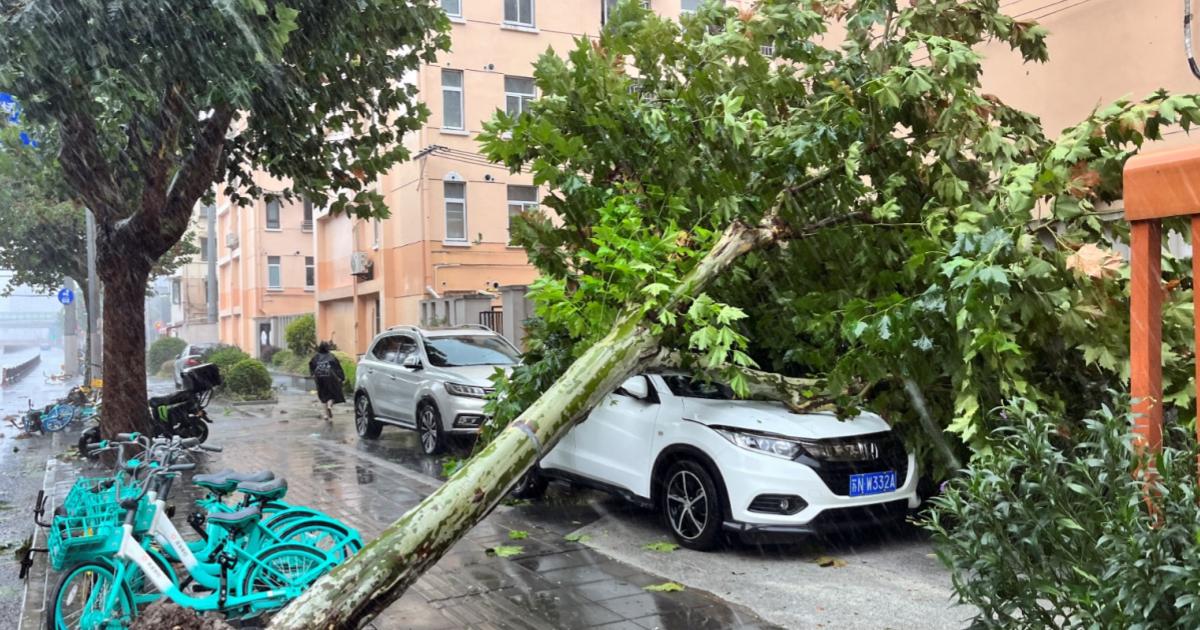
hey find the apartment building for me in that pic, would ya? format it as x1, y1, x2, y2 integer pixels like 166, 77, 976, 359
981, 0, 1198, 150
316, 0, 752, 355
163, 206, 218, 344
215, 177, 317, 358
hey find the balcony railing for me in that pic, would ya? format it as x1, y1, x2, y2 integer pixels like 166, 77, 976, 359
479, 310, 503, 333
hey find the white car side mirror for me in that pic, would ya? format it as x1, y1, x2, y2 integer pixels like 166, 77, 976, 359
618, 376, 650, 401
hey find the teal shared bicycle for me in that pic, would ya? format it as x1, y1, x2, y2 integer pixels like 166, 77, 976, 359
34, 433, 362, 629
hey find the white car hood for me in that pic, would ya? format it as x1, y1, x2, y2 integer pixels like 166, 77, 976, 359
680, 398, 890, 440
441, 364, 512, 387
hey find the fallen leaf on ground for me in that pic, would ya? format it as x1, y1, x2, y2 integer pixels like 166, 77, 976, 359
488, 545, 523, 558
564, 532, 591, 543
644, 582, 685, 592
508, 530, 529, 540
643, 541, 679, 553
814, 556, 847, 568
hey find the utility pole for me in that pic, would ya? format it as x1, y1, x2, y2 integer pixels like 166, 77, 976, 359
206, 205, 218, 324
85, 209, 101, 384
63, 277, 79, 376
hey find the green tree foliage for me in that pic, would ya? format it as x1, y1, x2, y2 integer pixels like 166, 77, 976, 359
225, 358, 274, 401
147, 337, 187, 374
205, 345, 250, 382
924, 401, 1200, 628
332, 351, 356, 396
285, 314, 317, 356
480, 0, 1200, 472
0, 0, 449, 435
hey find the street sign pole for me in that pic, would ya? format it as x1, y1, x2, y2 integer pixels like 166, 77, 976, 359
62, 280, 78, 376
85, 209, 102, 383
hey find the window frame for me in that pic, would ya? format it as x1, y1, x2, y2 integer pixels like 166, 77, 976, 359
444, 181, 468, 243
267, 255, 282, 290
265, 199, 281, 230
198, 236, 208, 262
441, 69, 465, 131
504, 0, 535, 27
304, 256, 315, 291
302, 198, 314, 231
504, 76, 536, 118
441, 0, 462, 18
506, 185, 539, 246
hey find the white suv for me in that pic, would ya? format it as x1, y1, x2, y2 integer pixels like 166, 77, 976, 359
513, 372, 919, 550
353, 325, 520, 454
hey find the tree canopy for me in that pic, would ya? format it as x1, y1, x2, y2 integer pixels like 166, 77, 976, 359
479, 0, 1200, 472
0, 0, 449, 435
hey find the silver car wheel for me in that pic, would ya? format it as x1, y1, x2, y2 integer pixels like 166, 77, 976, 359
419, 407, 438, 453
355, 397, 369, 433
666, 470, 708, 541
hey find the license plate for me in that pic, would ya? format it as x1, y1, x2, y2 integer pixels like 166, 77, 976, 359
849, 470, 897, 497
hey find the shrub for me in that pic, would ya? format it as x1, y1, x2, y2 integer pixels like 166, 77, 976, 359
205, 345, 250, 377
224, 359, 274, 401
923, 400, 1200, 628
260, 343, 281, 365
272, 348, 295, 368
285, 314, 316, 356
332, 351, 356, 395
147, 337, 187, 374
156, 360, 175, 379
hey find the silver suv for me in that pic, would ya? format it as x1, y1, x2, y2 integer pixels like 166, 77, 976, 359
353, 325, 521, 454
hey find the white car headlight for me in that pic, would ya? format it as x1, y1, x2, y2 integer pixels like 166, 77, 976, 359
713, 427, 802, 460
445, 382, 489, 398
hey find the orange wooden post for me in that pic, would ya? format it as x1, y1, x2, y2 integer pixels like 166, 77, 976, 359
1125, 145, 1200, 476
1128, 219, 1163, 455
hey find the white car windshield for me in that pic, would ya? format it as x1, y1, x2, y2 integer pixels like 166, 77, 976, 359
662, 375, 736, 400
424, 336, 520, 367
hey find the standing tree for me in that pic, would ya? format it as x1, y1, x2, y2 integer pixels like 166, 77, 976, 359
0, 1, 449, 435
273, 1, 1200, 627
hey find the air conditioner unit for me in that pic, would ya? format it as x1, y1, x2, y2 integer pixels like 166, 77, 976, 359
226, 233, 239, 250
350, 252, 373, 277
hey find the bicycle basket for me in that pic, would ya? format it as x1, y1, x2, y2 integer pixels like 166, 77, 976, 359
47, 512, 122, 571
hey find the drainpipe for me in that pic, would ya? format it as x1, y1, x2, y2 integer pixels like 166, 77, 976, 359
1187, 0, 1200, 78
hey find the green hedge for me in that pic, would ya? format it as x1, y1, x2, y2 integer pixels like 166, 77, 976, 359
272, 348, 295, 368
285, 314, 316, 356
206, 345, 250, 379
225, 358, 274, 401
147, 337, 187, 374
332, 351, 356, 395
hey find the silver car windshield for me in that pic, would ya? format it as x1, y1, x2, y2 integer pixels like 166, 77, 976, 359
424, 336, 520, 367
662, 375, 736, 400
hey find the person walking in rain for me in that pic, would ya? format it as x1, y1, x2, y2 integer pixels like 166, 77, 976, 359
309, 342, 345, 421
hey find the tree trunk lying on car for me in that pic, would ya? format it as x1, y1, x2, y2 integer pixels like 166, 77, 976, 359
269, 208, 859, 629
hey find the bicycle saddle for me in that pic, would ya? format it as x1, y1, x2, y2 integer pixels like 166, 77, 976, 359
193, 469, 274, 494
206, 504, 262, 533
236, 477, 288, 502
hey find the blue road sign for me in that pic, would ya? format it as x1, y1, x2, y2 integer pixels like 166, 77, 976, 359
57, 288, 74, 305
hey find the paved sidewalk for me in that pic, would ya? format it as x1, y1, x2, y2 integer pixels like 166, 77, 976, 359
21, 394, 777, 630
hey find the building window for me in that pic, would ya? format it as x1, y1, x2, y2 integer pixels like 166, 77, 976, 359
442, 0, 461, 17
266, 199, 281, 230
171, 278, 181, 305
302, 198, 314, 231
504, 0, 534, 27
199, 236, 208, 262
504, 76, 536, 117
507, 185, 538, 245
374, 296, 382, 336
305, 256, 315, 290
604, 0, 648, 23
442, 69, 464, 131
681, 0, 715, 12
267, 256, 281, 290
444, 181, 467, 242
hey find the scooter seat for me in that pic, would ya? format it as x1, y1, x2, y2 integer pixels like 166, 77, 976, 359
237, 477, 288, 502
148, 390, 193, 408
193, 470, 275, 494
206, 505, 261, 533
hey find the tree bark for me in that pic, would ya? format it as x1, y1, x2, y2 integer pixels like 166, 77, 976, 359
269, 214, 809, 629
97, 245, 154, 438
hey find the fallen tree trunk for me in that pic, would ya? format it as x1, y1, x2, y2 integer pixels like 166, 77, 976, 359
270, 209, 849, 629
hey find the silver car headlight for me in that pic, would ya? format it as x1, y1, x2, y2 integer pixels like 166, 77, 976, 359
445, 382, 489, 398
713, 427, 802, 460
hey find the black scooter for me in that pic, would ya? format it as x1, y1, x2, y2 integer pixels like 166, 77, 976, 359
78, 363, 221, 458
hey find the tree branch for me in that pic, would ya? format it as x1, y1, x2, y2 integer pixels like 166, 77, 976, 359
649, 351, 829, 412
58, 109, 122, 223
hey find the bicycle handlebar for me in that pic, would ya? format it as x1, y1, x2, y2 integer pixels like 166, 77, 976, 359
197, 444, 222, 453
116, 432, 139, 441
168, 463, 196, 472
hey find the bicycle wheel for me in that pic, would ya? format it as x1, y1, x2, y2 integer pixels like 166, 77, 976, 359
41, 406, 71, 432
276, 519, 363, 562
239, 543, 329, 613
49, 560, 134, 630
